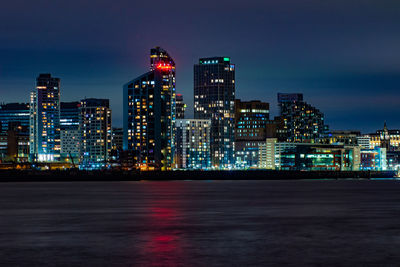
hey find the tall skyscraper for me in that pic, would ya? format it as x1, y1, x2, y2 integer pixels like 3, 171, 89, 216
278, 93, 328, 143
194, 57, 235, 168
30, 74, 61, 162
176, 94, 186, 119
123, 47, 176, 171
79, 98, 112, 169
175, 119, 211, 169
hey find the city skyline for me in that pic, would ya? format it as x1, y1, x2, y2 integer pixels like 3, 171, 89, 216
1, 1, 400, 132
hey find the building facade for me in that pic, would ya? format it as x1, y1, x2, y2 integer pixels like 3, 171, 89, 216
30, 74, 61, 162
194, 57, 235, 168
235, 99, 270, 168
0, 103, 30, 134
278, 93, 328, 143
175, 119, 211, 169
79, 98, 112, 169
259, 141, 360, 171
176, 94, 186, 119
60, 102, 81, 164
123, 47, 176, 170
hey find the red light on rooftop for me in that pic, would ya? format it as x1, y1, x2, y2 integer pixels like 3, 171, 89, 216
156, 63, 172, 71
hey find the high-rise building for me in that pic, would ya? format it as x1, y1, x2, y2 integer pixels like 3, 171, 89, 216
176, 94, 186, 119
0, 103, 30, 134
60, 102, 80, 130
30, 74, 61, 162
123, 47, 176, 171
79, 98, 112, 169
29, 91, 37, 159
110, 127, 123, 162
278, 93, 328, 143
194, 57, 235, 168
175, 119, 211, 169
60, 102, 81, 164
234, 99, 270, 168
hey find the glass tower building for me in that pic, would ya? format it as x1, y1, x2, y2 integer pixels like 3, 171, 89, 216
30, 74, 61, 162
123, 47, 176, 171
0, 103, 30, 134
194, 57, 235, 168
79, 98, 112, 169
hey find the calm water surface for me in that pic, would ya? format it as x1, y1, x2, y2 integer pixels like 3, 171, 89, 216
1, 180, 400, 266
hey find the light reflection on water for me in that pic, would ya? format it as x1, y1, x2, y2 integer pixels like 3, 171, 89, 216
0, 180, 400, 266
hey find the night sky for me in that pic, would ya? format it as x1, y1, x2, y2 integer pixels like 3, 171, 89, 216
1, 0, 399, 132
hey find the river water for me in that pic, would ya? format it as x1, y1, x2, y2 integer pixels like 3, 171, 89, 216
1, 180, 399, 266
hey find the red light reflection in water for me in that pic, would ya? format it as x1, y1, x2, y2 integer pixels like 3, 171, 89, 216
139, 183, 187, 265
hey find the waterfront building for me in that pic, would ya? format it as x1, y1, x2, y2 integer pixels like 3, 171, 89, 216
318, 130, 360, 145
235, 99, 270, 168
176, 94, 186, 119
175, 119, 211, 169
30, 74, 61, 162
258, 141, 360, 171
0, 123, 29, 163
369, 123, 400, 151
123, 47, 176, 171
110, 127, 123, 162
360, 147, 387, 171
60, 102, 81, 164
29, 91, 37, 160
60, 102, 80, 130
258, 138, 277, 169
356, 135, 371, 149
194, 57, 235, 168
278, 93, 328, 143
0, 103, 30, 134
79, 98, 112, 169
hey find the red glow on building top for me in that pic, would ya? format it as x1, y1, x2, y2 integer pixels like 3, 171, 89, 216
156, 63, 173, 71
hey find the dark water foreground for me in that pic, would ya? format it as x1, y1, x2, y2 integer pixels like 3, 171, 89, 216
1, 180, 400, 266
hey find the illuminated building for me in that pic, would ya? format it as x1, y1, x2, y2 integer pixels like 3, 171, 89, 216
123, 47, 176, 171
278, 93, 328, 143
60, 102, 81, 164
318, 130, 360, 145
258, 138, 277, 169
29, 91, 37, 160
369, 122, 400, 151
110, 127, 123, 162
0, 103, 30, 134
258, 141, 360, 171
60, 102, 80, 130
175, 119, 211, 169
0, 122, 29, 163
176, 94, 186, 119
30, 74, 61, 162
79, 98, 112, 169
235, 99, 269, 168
356, 136, 371, 149
194, 57, 235, 168
360, 147, 387, 171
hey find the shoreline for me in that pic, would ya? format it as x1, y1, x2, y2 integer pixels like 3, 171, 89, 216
0, 170, 397, 182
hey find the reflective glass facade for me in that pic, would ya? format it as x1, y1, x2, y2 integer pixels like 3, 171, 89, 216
194, 57, 235, 168
123, 47, 176, 171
